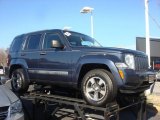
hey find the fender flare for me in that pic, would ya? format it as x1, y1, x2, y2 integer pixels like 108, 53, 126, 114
9, 59, 30, 83
74, 55, 123, 87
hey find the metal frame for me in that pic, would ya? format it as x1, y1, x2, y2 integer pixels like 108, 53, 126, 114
21, 90, 147, 120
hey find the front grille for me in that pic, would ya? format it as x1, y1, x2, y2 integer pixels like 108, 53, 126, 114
0, 106, 8, 120
135, 56, 148, 71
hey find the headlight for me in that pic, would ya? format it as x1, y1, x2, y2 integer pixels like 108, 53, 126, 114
9, 100, 22, 115
125, 54, 135, 69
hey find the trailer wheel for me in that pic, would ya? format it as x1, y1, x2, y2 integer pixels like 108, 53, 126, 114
11, 69, 29, 93
81, 69, 116, 106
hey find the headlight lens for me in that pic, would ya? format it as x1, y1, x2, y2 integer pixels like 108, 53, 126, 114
125, 54, 135, 69
9, 100, 22, 114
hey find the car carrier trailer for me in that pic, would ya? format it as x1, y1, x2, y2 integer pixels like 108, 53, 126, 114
20, 87, 147, 120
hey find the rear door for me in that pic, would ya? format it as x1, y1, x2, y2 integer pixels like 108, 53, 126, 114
37, 32, 71, 84
21, 33, 43, 81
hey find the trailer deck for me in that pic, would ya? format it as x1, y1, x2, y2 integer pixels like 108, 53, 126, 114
19, 87, 147, 120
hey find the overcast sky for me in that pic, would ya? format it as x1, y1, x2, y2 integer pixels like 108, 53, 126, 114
0, 0, 159, 49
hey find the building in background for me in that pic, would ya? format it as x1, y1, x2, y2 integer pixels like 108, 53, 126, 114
136, 37, 160, 70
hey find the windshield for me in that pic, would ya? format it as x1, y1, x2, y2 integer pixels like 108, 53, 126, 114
63, 31, 102, 47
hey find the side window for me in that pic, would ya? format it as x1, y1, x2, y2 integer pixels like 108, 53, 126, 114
43, 33, 61, 49
67, 35, 82, 46
10, 36, 24, 52
25, 34, 42, 50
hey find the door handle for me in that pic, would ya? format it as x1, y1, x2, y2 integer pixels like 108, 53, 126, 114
40, 52, 46, 55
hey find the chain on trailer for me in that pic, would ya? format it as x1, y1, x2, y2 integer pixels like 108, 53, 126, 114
20, 87, 147, 120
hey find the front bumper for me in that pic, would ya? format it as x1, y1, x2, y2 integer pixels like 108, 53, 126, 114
119, 69, 156, 94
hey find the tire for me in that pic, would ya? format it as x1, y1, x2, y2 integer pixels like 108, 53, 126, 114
81, 69, 117, 106
11, 69, 29, 93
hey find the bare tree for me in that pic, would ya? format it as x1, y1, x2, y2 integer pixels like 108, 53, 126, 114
0, 48, 7, 66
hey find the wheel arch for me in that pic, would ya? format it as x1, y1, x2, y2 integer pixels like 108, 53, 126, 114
76, 58, 123, 89
9, 64, 30, 83
78, 63, 111, 87
9, 59, 28, 77
9, 64, 22, 78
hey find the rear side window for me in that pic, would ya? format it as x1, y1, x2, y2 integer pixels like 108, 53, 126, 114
25, 34, 42, 50
10, 36, 24, 52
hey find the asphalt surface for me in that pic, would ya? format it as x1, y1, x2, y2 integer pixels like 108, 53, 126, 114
152, 81, 160, 95
2, 78, 160, 120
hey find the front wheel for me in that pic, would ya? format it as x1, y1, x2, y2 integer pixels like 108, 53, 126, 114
11, 69, 29, 93
81, 69, 117, 106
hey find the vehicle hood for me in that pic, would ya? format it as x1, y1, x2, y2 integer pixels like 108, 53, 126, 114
0, 85, 18, 107
72, 47, 147, 56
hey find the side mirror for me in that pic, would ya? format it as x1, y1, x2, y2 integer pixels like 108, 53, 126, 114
51, 40, 64, 49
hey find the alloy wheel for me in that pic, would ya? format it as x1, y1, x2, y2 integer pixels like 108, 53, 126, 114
85, 77, 107, 101
12, 73, 22, 90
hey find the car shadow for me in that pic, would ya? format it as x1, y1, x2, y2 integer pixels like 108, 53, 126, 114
147, 103, 159, 119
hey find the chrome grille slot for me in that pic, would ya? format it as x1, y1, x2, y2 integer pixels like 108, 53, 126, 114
0, 106, 8, 120
135, 56, 148, 71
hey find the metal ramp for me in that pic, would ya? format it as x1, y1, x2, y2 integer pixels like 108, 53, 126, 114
20, 89, 147, 120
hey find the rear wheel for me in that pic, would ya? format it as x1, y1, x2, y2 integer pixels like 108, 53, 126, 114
11, 69, 29, 93
81, 69, 117, 106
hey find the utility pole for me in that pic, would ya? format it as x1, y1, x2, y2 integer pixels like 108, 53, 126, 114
90, 11, 94, 38
144, 0, 151, 68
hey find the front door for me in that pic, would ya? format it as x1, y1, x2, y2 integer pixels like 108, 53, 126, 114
37, 32, 71, 84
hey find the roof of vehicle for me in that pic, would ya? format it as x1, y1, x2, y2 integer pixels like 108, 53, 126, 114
25, 29, 62, 34
15, 29, 87, 38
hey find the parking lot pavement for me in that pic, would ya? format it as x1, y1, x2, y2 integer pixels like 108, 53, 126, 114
146, 81, 160, 120
152, 81, 160, 95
